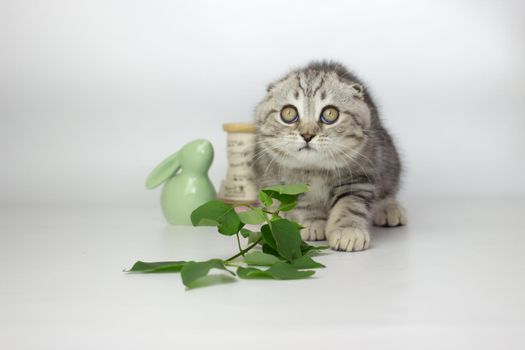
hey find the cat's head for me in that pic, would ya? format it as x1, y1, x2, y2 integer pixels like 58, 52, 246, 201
255, 61, 376, 170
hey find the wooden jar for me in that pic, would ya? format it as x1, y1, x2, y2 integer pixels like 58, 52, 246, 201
217, 123, 258, 204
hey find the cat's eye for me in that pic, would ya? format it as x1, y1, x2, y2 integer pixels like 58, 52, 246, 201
280, 105, 299, 124
320, 106, 339, 124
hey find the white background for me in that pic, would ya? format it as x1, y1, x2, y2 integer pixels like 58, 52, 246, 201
1, 0, 524, 205
1, 1, 525, 349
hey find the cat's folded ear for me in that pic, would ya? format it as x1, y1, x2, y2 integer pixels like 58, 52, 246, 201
350, 83, 365, 99
145, 152, 181, 189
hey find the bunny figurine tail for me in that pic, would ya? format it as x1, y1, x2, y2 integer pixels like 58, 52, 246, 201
146, 139, 216, 225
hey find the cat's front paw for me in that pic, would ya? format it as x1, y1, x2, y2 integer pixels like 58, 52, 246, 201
327, 227, 370, 252
373, 198, 407, 227
300, 219, 326, 241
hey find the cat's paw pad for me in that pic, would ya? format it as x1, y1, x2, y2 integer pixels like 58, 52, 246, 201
373, 199, 407, 227
328, 227, 370, 252
300, 219, 326, 241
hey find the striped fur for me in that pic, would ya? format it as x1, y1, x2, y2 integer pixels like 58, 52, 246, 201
253, 61, 406, 252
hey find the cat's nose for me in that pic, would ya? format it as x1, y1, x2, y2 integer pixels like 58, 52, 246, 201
301, 133, 316, 143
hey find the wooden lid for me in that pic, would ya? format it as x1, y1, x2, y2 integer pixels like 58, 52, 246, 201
223, 123, 256, 133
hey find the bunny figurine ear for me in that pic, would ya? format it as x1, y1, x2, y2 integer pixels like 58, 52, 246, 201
145, 152, 181, 189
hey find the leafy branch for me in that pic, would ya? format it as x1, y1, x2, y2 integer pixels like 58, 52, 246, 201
126, 184, 329, 289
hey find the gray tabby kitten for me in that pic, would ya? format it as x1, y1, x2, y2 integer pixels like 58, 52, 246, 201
253, 61, 406, 252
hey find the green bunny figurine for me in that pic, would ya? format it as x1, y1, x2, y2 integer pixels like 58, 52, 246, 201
145, 139, 216, 225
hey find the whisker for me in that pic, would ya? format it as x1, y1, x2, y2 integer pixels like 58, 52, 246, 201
329, 141, 379, 180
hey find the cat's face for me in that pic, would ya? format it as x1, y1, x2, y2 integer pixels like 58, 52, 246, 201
255, 70, 372, 170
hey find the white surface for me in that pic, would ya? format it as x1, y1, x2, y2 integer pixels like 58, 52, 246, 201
1, 199, 524, 349
2, 1, 525, 349
1, 0, 525, 205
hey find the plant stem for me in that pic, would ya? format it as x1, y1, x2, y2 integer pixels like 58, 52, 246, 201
235, 233, 244, 256
262, 208, 276, 215
225, 238, 262, 262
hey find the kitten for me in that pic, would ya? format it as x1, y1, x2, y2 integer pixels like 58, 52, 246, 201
253, 61, 406, 252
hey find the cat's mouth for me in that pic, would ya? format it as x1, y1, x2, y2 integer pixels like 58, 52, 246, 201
298, 144, 316, 152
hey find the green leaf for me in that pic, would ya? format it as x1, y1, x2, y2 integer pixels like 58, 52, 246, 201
262, 243, 280, 257
180, 259, 235, 288
237, 208, 267, 225
236, 266, 271, 279
126, 261, 187, 273
294, 222, 306, 230
258, 191, 273, 207
261, 184, 310, 195
239, 228, 253, 238
277, 201, 297, 212
259, 184, 309, 213
248, 231, 262, 244
191, 200, 243, 236
240, 227, 262, 243
237, 262, 315, 280
271, 193, 299, 211
268, 262, 315, 279
260, 224, 277, 250
292, 255, 325, 269
269, 219, 302, 261
239, 227, 257, 238
300, 241, 330, 255
244, 252, 281, 266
